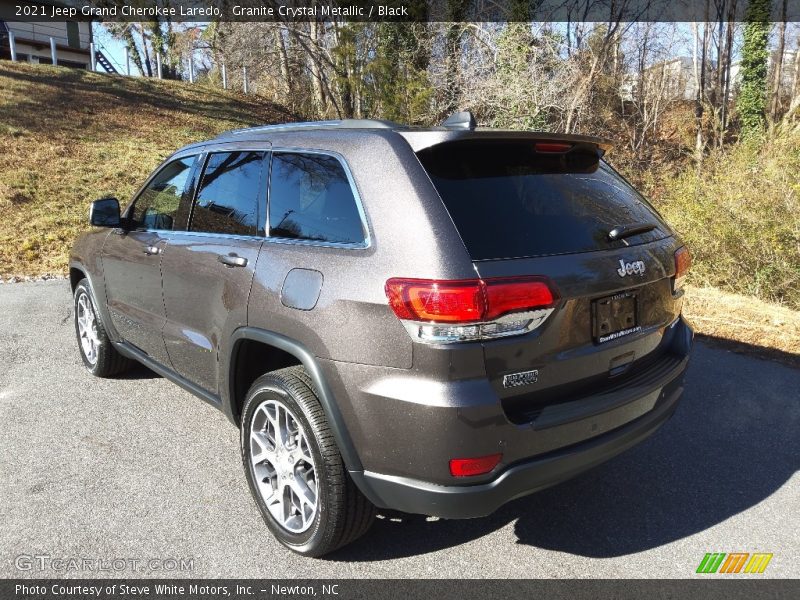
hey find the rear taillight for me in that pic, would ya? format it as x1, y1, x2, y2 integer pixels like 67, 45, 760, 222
674, 246, 691, 291
385, 277, 558, 343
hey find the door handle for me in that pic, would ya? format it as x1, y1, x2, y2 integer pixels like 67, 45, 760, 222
143, 245, 161, 256
218, 253, 248, 268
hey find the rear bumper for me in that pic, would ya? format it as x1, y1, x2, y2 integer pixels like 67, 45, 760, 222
352, 376, 683, 519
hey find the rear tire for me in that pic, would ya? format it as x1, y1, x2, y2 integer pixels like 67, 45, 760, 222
241, 366, 375, 557
73, 279, 132, 377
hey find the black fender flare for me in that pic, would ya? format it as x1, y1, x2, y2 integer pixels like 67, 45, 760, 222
225, 327, 363, 473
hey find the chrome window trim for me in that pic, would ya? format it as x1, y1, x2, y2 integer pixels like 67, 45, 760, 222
264, 147, 372, 250
156, 230, 265, 243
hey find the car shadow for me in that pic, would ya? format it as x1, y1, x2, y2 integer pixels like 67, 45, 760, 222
115, 362, 161, 380
329, 340, 800, 561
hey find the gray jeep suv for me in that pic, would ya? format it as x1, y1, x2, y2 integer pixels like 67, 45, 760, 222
70, 113, 693, 556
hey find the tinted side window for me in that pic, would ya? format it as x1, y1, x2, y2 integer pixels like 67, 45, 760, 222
269, 152, 365, 245
131, 156, 195, 230
190, 151, 266, 236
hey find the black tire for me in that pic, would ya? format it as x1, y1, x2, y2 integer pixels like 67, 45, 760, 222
73, 279, 132, 377
241, 366, 375, 557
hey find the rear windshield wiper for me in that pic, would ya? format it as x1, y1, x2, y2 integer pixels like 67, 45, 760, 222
608, 223, 658, 242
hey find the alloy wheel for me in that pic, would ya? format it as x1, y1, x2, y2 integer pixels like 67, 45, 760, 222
249, 399, 318, 533
76, 292, 99, 365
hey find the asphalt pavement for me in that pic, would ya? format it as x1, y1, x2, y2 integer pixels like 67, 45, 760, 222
1, 280, 797, 578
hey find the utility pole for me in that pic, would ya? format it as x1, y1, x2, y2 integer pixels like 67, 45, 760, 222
8, 31, 16, 62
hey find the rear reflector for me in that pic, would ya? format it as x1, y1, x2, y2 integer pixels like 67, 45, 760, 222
385, 277, 556, 324
449, 453, 502, 477
674, 246, 691, 289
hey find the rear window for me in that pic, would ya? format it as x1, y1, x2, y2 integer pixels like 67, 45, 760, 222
268, 152, 366, 245
417, 140, 670, 260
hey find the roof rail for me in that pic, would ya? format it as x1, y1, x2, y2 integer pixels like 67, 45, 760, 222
218, 119, 403, 138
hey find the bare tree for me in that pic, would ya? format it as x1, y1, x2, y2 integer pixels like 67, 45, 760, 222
692, 15, 711, 160
620, 23, 682, 160
770, 0, 789, 122
788, 35, 800, 118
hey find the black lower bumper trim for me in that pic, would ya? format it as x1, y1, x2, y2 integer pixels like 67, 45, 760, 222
352, 383, 683, 519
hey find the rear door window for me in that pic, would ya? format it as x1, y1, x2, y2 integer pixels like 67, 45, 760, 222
417, 140, 670, 260
268, 152, 366, 245
190, 151, 267, 236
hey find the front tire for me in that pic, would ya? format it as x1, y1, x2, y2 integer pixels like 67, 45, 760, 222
73, 279, 132, 377
241, 366, 375, 557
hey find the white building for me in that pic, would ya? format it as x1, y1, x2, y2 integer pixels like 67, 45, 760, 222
621, 57, 700, 103
1, 0, 93, 69
623, 52, 799, 104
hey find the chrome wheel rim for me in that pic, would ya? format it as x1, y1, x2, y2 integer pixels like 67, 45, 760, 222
249, 399, 318, 533
76, 292, 99, 365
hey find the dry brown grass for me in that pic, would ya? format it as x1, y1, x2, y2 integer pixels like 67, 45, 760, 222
683, 285, 800, 368
0, 61, 295, 276
643, 129, 800, 310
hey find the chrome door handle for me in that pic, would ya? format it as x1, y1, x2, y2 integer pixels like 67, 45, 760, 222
218, 253, 248, 268
143, 245, 161, 256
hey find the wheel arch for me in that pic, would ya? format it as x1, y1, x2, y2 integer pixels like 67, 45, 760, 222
225, 327, 363, 473
69, 260, 121, 342
69, 265, 86, 291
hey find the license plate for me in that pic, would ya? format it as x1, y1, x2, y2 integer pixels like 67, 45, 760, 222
593, 291, 640, 343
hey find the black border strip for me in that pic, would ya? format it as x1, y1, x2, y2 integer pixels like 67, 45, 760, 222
2, 0, 800, 23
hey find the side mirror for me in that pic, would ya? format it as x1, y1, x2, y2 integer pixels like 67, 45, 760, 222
89, 197, 121, 227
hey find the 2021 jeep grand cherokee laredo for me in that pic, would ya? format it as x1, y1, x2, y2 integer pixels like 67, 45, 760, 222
70, 114, 693, 557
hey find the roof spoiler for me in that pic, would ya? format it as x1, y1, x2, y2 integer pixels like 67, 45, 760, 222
402, 129, 613, 157
441, 111, 477, 130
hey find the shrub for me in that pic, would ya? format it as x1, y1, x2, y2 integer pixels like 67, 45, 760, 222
644, 128, 800, 309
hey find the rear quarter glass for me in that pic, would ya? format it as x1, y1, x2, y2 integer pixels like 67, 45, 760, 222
416, 139, 672, 260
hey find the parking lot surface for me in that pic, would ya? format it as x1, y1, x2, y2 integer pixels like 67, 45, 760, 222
1, 281, 797, 578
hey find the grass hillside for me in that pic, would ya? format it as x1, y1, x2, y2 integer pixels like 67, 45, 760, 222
0, 61, 294, 275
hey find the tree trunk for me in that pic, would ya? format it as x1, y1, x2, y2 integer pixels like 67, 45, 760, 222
308, 21, 328, 116
693, 19, 708, 161
721, 8, 736, 141
565, 54, 599, 133
274, 27, 292, 100
139, 24, 152, 77
769, 0, 788, 122
788, 38, 800, 117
